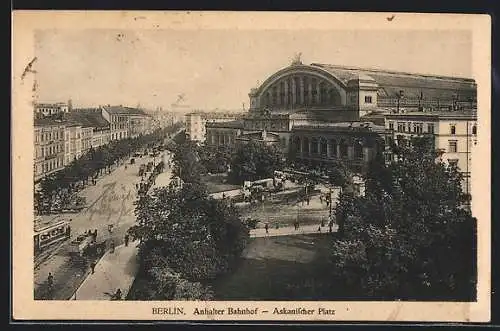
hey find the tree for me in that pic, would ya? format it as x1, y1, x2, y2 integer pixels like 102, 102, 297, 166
328, 136, 476, 300
128, 181, 249, 286
171, 140, 206, 183
229, 140, 284, 184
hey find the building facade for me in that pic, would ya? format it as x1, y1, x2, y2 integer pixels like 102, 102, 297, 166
70, 108, 111, 149
101, 106, 129, 141
34, 119, 66, 181
290, 122, 386, 174
186, 111, 246, 142
35, 102, 70, 117
127, 109, 153, 138
206, 59, 477, 177
385, 111, 477, 196
64, 123, 83, 164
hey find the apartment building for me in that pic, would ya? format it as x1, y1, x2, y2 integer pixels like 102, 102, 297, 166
34, 118, 66, 181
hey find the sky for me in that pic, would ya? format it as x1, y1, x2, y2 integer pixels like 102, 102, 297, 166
34, 29, 472, 111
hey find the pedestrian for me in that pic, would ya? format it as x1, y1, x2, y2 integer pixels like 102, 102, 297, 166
329, 221, 333, 233
47, 272, 54, 288
265, 223, 269, 234
321, 219, 325, 227
90, 261, 96, 274
320, 195, 323, 204
47, 272, 54, 297
124, 234, 129, 247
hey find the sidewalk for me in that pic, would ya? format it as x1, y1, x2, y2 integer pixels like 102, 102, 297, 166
250, 223, 338, 238
71, 242, 139, 300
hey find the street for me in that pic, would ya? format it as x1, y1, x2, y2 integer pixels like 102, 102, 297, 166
34, 154, 162, 300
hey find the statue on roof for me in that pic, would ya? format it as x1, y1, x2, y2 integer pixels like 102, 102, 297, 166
291, 52, 303, 65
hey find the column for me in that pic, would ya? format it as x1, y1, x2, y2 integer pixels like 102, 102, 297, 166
336, 144, 341, 158
300, 76, 305, 104
308, 79, 313, 105
284, 80, 289, 106
363, 147, 370, 162
276, 83, 281, 106
347, 145, 354, 160
292, 78, 297, 105
317, 139, 321, 156
316, 81, 321, 104
299, 137, 303, 156
308, 139, 312, 156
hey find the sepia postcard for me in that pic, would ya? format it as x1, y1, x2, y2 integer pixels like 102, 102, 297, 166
11, 11, 491, 322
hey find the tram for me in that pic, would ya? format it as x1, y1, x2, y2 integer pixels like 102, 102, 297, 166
34, 219, 71, 255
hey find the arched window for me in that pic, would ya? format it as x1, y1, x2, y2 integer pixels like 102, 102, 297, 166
311, 78, 318, 104
319, 82, 327, 105
303, 137, 310, 155
294, 77, 301, 105
329, 139, 337, 157
311, 137, 319, 154
339, 139, 348, 158
328, 88, 336, 105
293, 137, 301, 153
304, 77, 310, 105
320, 138, 328, 156
280, 81, 286, 105
354, 140, 363, 159
472, 125, 477, 135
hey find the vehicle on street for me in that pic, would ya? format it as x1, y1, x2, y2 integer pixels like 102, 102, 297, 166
34, 219, 71, 255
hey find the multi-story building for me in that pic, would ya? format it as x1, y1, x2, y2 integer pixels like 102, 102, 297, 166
127, 108, 153, 138
34, 118, 66, 182
206, 59, 477, 177
63, 122, 83, 164
70, 108, 111, 149
186, 111, 246, 142
101, 105, 129, 141
290, 122, 386, 174
185, 112, 204, 141
35, 102, 70, 117
385, 111, 477, 196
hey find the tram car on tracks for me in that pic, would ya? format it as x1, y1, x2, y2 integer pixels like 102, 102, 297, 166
34, 219, 71, 255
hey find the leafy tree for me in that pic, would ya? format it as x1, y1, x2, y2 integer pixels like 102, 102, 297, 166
328, 136, 476, 300
171, 140, 206, 183
229, 140, 284, 184
128, 181, 249, 285
199, 145, 233, 174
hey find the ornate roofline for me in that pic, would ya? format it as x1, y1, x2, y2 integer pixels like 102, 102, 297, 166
254, 64, 349, 97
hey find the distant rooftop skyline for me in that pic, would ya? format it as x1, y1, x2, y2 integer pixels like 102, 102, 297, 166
35, 29, 472, 111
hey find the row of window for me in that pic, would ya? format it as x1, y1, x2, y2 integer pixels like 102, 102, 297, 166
35, 129, 65, 143
36, 157, 64, 175
261, 77, 338, 107
294, 138, 365, 159
389, 122, 434, 134
36, 143, 65, 158
244, 120, 288, 131
389, 122, 477, 135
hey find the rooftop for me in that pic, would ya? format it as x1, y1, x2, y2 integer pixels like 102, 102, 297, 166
34, 118, 66, 127
293, 121, 385, 133
102, 105, 149, 116
206, 119, 244, 129
309, 63, 477, 100
385, 110, 477, 119
68, 109, 110, 128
